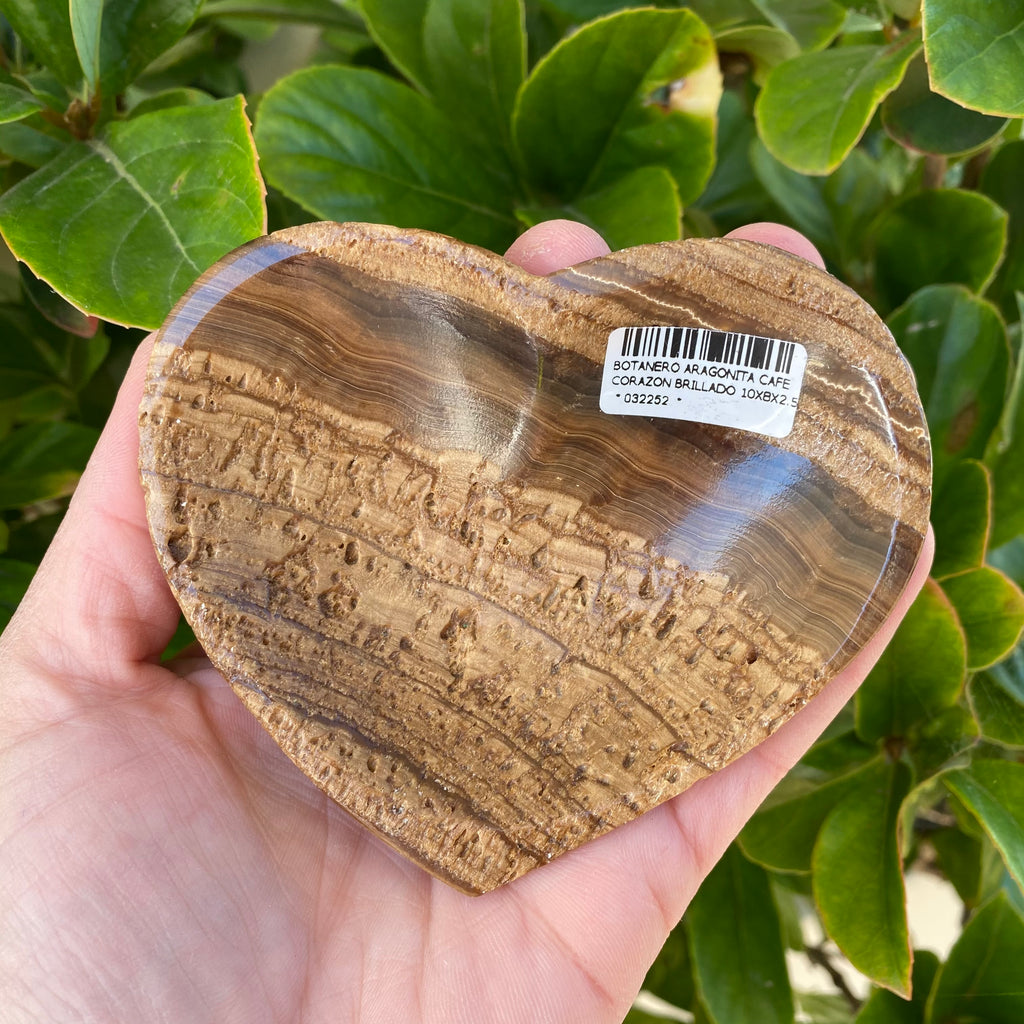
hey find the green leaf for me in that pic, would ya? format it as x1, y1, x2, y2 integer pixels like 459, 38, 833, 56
940, 566, 1024, 672
969, 644, 1024, 747
881, 52, 1008, 156
932, 459, 991, 579
923, 0, 1024, 117
0, 421, 99, 508
573, 167, 681, 249
856, 579, 966, 743
363, 0, 525, 162
908, 703, 979, 780
127, 87, 214, 119
256, 65, 517, 253
19, 264, 100, 338
0, 83, 46, 125
874, 189, 1008, 312
987, 323, 1024, 549
1, 1, 82, 92
740, 756, 888, 873
812, 759, 913, 996
358, 0, 432, 91
749, 138, 834, 255
0, 97, 265, 329
518, 166, 682, 250
687, 0, 846, 52
199, 0, 363, 29
796, 992, 855, 1024
513, 8, 721, 206
755, 33, 921, 175
685, 844, 794, 1024
982, 141, 1024, 323
887, 286, 1009, 487
642, 926, 695, 1014
854, 951, 939, 1024
70, 0, 103, 95
714, 26, 799, 82
926, 894, 1024, 1024
695, 90, 779, 233
0, 119, 68, 168
91, 0, 203, 97
930, 825, 989, 909
0, 558, 36, 631
945, 759, 1024, 895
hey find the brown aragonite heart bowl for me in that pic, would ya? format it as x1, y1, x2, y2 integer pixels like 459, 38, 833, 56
139, 222, 931, 894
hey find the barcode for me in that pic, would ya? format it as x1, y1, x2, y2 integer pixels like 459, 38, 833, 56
619, 326, 797, 374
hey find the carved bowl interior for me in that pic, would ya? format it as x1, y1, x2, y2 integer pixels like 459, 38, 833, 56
139, 222, 931, 894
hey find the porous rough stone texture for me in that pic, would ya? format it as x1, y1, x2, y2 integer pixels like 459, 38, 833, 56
139, 222, 931, 894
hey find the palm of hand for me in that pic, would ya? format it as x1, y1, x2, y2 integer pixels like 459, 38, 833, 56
0, 222, 931, 1024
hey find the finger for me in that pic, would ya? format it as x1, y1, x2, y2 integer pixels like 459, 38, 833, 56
505, 218, 610, 274
4, 335, 181, 688
726, 221, 826, 270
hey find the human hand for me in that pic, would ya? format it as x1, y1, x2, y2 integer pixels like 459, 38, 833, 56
0, 221, 932, 1024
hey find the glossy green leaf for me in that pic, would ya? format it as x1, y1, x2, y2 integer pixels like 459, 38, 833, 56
923, 0, 1024, 117
856, 579, 966, 742
987, 321, 1024, 549
358, 0, 432, 90
516, 166, 682, 251
513, 8, 721, 205
875, 190, 1008, 312
755, 34, 920, 175
256, 66, 516, 253
364, 0, 525, 161
0, 97, 265, 329
714, 26, 798, 81
0, 558, 36, 631
813, 759, 913, 995
0, 119, 67, 168
931, 459, 991, 579
686, 844, 793, 1024
982, 141, 1024, 320
70, 0, 102, 94
0, 421, 100, 508
969, 644, 1024, 748
945, 759, 1024, 895
642, 926, 695, 1014
18, 264, 99, 338
882, 53, 1008, 156
930, 825, 989, 909
801, 729, 877, 775
749, 139, 834, 255
909, 703, 979, 780
0, 84, 46, 125
989, 536, 1024, 589
740, 757, 888, 873
796, 992, 854, 1024
687, 0, 846, 52
200, 0, 363, 28
855, 951, 939, 1024
568, 166, 682, 250
940, 567, 1024, 672
887, 286, 1009, 486
695, 90, 778, 233
0, 308, 74, 422
100, 0, 203, 97
1, 2, 82, 92
926, 894, 1024, 1024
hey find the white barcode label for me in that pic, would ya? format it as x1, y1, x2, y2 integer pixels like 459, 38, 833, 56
599, 326, 808, 438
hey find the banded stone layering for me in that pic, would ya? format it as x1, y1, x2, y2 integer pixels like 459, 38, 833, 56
139, 223, 931, 894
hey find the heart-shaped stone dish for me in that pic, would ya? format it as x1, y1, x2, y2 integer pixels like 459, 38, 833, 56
139, 222, 931, 894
